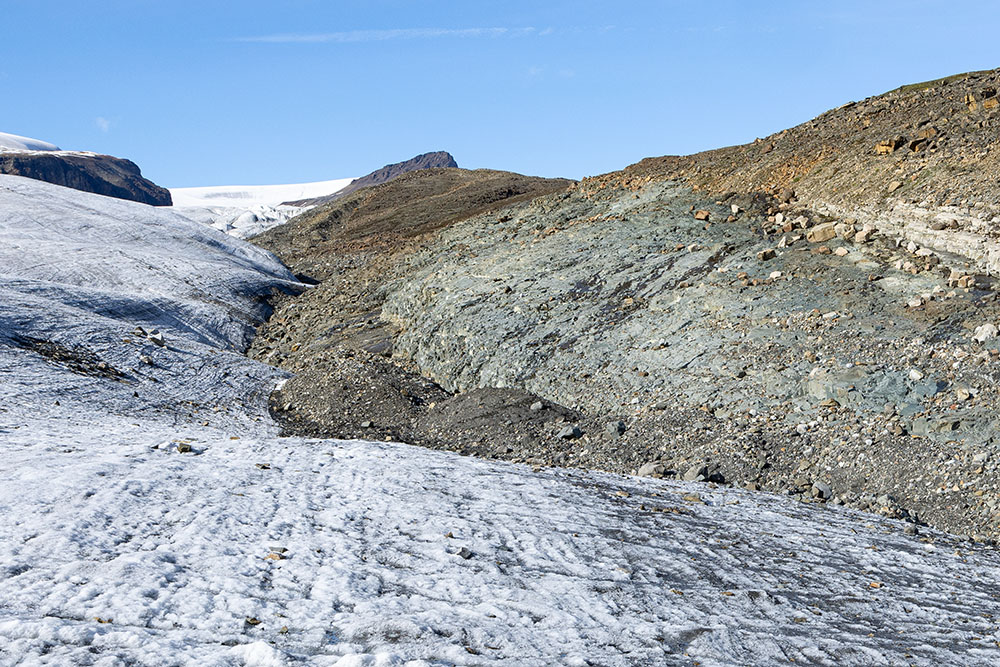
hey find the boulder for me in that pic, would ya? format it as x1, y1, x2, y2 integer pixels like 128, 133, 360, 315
917, 126, 939, 141
811, 481, 833, 499
605, 421, 626, 437
637, 462, 666, 478
875, 137, 904, 154
806, 222, 837, 243
557, 425, 583, 440
683, 464, 709, 482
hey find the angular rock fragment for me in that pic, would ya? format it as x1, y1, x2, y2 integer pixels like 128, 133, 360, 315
683, 464, 709, 482
637, 462, 666, 478
806, 223, 837, 243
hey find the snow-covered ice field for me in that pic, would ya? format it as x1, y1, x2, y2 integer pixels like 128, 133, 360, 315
169, 178, 353, 239
3, 173, 1000, 665
0, 131, 60, 152
1, 129, 351, 239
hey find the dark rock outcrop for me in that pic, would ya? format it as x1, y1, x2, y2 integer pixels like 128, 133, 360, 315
0, 152, 172, 206
283, 151, 458, 206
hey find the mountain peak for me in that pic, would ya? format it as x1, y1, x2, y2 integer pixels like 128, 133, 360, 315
283, 151, 458, 206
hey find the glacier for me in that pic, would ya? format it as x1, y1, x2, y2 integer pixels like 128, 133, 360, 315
169, 178, 354, 239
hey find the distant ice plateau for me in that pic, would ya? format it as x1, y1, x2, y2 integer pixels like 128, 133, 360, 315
169, 178, 354, 238
0, 130, 60, 152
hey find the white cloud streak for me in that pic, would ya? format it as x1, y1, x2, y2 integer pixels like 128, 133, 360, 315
234, 26, 543, 44
95, 117, 111, 133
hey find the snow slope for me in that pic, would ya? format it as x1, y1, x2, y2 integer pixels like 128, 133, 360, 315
170, 178, 354, 239
0, 131, 59, 152
7, 423, 1000, 666
2, 172, 1000, 665
170, 179, 355, 209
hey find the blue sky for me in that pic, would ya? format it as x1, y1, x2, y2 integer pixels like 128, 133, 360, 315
2, 1, 997, 186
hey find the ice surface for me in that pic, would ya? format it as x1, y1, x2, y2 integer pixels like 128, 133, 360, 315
2, 173, 1000, 665
169, 179, 355, 209
170, 178, 354, 239
0, 131, 59, 152
0, 173, 302, 433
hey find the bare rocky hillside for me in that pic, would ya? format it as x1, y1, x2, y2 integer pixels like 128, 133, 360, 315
282, 151, 458, 206
618, 68, 1000, 273
249, 69, 1000, 541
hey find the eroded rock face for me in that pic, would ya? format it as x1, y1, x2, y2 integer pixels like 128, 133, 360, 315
0, 152, 172, 206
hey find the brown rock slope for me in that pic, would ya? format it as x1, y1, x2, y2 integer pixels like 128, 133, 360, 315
256, 167, 572, 283
612, 67, 1000, 273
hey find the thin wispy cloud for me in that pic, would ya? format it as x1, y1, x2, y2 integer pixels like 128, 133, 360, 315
95, 117, 111, 133
235, 26, 544, 44
525, 66, 577, 81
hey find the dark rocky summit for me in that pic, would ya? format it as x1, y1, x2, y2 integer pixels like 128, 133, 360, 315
250, 68, 1000, 541
0, 151, 172, 206
283, 150, 458, 206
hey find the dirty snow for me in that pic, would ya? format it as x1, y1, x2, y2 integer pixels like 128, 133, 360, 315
2, 173, 1000, 665
170, 178, 353, 239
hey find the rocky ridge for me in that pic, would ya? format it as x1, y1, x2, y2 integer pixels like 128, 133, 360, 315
250, 69, 1000, 541
0, 150, 172, 206
283, 151, 458, 206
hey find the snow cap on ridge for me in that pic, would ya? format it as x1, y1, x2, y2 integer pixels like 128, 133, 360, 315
0, 131, 60, 152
